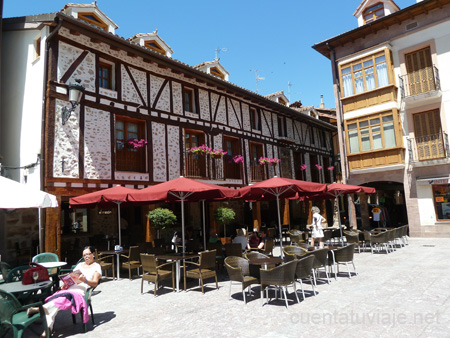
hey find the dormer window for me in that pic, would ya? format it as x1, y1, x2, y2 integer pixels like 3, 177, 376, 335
78, 12, 108, 30
278, 97, 287, 106
210, 67, 225, 80
144, 40, 165, 55
363, 3, 384, 23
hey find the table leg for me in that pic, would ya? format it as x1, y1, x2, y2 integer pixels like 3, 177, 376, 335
176, 260, 180, 292
116, 254, 120, 281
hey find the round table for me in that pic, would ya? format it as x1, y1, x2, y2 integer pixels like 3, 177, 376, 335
0, 280, 53, 295
248, 257, 282, 269
39, 261, 67, 269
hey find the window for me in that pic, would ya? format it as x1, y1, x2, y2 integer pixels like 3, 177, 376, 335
98, 62, 113, 90
278, 97, 287, 106
144, 40, 165, 54
61, 200, 89, 235
293, 151, 306, 181
278, 116, 287, 137
78, 12, 108, 30
116, 117, 146, 172
185, 130, 206, 177
363, 3, 384, 23
346, 112, 397, 154
250, 107, 261, 131
405, 47, 435, 96
223, 136, 242, 179
413, 110, 445, 161
310, 154, 320, 183
250, 143, 264, 181
34, 37, 41, 59
433, 185, 450, 221
183, 87, 197, 113
210, 67, 225, 80
340, 51, 390, 97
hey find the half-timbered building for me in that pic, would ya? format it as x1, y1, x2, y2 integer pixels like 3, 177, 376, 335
0, 3, 335, 261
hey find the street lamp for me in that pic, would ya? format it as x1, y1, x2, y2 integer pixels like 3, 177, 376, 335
61, 79, 85, 125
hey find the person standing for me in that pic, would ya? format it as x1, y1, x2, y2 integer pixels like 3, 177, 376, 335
310, 206, 326, 248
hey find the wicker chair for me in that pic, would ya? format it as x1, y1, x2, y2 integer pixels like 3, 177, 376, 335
260, 260, 299, 308
140, 253, 174, 296
244, 251, 268, 260
304, 248, 330, 284
120, 246, 142, 280
283, 245, 307, 259
207, 241, 224, 270
224, 256, 259, 304
332, 244, 357, 278
184, 250, 218, 293
322, 229, 333, 245
262, 238, 274, 256
295, 255, 316, 299
0, 289, 50, 338
369, 231, 390, 254
287, 230, 303, 246
393, 227, 404, 248
224, 243, 243, 258
95, 249, 115, 279
344, 231, 363, 253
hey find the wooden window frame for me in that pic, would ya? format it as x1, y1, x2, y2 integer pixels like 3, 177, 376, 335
78, 12, 108, 30
249, 142, 265, 181
278, 116, 287, 137
98, 61, 113, 90
363, 2, 385, 24
144, 40, 165, 54
345, 111, 400, 155
185, 130, 206, 178
210, 67, 225, 80
339, 49, 392, 98
250, 107, 261, 131
183, 87, 197, 114
34, 36, 41, 59
115, 117, 147, 173
223, 136, 242, 180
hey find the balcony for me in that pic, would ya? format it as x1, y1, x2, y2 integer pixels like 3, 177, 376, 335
399, 65, 441, 99
251, 164, 265, 182
407, 132, 449, 163
184, 153, 206, 178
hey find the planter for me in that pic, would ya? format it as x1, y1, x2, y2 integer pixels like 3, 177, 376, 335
211, 153, 222, 159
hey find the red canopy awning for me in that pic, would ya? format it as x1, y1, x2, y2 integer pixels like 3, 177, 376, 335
69, 185, 136, 209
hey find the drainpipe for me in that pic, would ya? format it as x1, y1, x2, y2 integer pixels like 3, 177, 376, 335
39, 16, 63, 253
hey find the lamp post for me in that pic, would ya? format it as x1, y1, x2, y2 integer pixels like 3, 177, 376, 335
61, 79, 85, 125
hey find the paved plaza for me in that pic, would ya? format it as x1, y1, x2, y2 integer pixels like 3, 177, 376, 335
6, 237, 450, 338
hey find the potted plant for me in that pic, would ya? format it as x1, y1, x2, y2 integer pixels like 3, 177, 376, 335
127, 138, 148, 149
188, 145, 210, 156
214, 207, 235, 244
210, 149, 227, 159
146, 208, 177, 241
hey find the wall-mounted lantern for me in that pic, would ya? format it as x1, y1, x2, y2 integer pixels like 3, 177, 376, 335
61, 79, 85, 125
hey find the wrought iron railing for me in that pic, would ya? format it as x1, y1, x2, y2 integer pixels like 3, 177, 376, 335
399, 65, 440, 99
251, 164, 265, 182
407, 132, 449, 162
184, 153, 206, 178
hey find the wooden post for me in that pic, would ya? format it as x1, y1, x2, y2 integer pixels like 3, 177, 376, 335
252, 202, 261, 231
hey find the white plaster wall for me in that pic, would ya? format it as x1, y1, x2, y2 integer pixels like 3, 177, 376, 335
1, 28, 46, 187
59, 42, 96, 92
84, 107, 111, 179
150, 74, 164, 109
212, 93, 227, 125
242, 104, 250, 131
261, 110, 272, 137
121, 65, 141, 105
129, 66, 148, 106
416, 184, 436, 225
54, 100, 80, 178
152, 122, 166, 182
167, 125, 180, 180
172, 82, 183, 115
199, 89, 210, 121
227, 98, 241, 129
155, 80, 171, 112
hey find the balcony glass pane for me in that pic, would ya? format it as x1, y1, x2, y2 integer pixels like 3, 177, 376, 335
383, 122, 396, 148
348, 130, 359, 154
361, 128, 371, 151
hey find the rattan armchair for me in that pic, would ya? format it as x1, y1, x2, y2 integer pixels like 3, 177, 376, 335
369, 231, 390, 254
184, 250, 218, 293
295, 255, 316, 300
332, 244, 357, 278
262, 238, 274, 256
287, 230, 303, 246
224, 243, 243, 258
344, 231, 363, 253
140, 253, 175, 296
95, 249, 115, 279
120, 246, 142, 280
244, 251, 268, 260
260, 260, 299, 308
224, 256, 259, 304
304, 248, 330, 284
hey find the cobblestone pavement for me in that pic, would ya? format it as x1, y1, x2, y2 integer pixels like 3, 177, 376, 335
6, 237, 450, 338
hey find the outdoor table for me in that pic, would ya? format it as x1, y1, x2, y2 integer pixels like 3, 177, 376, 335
0, 280, 53, 303
39, 261, 68, 291
156, 253, 199, 292
248, 257, 282, 270
99, 250, 123, 281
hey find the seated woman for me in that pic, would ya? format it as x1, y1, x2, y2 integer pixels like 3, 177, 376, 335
257, 229, 268, 251
28, 246, 101, 337
247, 229, 261, 250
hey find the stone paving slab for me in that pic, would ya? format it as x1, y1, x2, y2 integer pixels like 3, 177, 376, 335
4, 238, 450, 338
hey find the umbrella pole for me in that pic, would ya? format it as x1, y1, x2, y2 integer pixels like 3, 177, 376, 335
202, 200, 206, 251
276, 196, 284, 258
116, 202, 122, 247
38, 208, 42, 254
336, 197, 344, 246
181, 199, 185, 255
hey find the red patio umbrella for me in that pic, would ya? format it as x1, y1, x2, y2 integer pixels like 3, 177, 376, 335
236, 177, 327, 257
69, 186, 137, 247
128, 177, 238, 253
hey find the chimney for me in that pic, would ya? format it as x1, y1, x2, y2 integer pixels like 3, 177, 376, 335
320, 95, 325, 108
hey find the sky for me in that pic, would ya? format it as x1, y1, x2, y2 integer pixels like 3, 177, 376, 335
3, 0, 415, 109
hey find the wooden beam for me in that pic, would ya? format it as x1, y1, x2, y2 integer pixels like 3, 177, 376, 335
90, 38, 101, 44
69, 29, 80, 36
127, 52, 137, 58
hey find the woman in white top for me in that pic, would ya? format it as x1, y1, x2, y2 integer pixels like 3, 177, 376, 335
28, 246, 102, 337
310, 206, 326, 248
